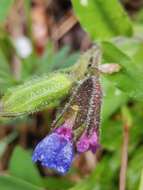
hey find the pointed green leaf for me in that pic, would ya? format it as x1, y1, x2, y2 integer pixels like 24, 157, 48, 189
72, 0, 133, 40
0, 175, 42, 190
102, 77, 128, 122
102, 41, 143, 100
9, 146, 42, 187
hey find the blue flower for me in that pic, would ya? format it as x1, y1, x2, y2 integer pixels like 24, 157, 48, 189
32, 121, 100, 174
32, 124, 74, 174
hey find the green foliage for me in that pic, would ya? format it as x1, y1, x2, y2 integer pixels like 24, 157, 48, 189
139, 169, 143, 190
102, 41, 143, 100
1, 41, 143, 189
0, 175, 42, 190
101, 78, 128, 122
127, 147, 143, 190
1, 146, 42, 189
21, 45, 79, 79
101, 119, 123, 151
72, 0, 133, 40
0, 1, 143, 190
0, 0, 14, 23
9, 146, 43, 187
43, 178, 74, 190
69, 153, 120, 190
0, 49, 15, 94
36, 46, 79, 73
0, 46, 100, 116
0, 146, 74, 190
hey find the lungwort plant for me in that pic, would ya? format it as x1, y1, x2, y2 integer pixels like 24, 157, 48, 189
1, 0, 143, 190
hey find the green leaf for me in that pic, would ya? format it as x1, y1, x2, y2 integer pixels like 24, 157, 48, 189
134, 8, 143, 24
102, 101, 143, 151
114, 38, 142, 58
0, 175, 42, 190
129, 103, 143, 152
101, 77, 128, 122
102, 41, 143, 100
38, 46, 79, 73
134, 23, 143, 40
72, 0, 133, 40
0, 73, 72, 116
43, 177, 74, 190
0, 46, 100, 117
101, 120, 123, 151
139, 169, 143, 190
22, 45, 79, 79
0, 49, 15, 93
133, 43, 143, 70
9, 146, 42, 187
127, 147, 143, 190
0, 0, 14, 22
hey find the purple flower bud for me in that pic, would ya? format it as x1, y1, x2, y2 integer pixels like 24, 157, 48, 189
89, 131, 99, 153
76, 130, 99, 153
32, 123, 74, 174
76, 132, 90, 153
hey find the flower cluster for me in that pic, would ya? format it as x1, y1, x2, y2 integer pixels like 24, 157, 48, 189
32, 121, 99, 174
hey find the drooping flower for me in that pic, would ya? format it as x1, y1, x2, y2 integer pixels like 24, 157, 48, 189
32, 122, 74, 174
32, 63, 102, 174
76, 130, 99, 153
32, 121, 100, 174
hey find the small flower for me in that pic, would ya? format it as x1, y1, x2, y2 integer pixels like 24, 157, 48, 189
76, 130, 99, 153
76, 132, 90, 153
32, 123, 74, 174
32, 120, 100, 174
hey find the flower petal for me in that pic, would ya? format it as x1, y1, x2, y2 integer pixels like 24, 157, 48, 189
32, 133, 74, 174
55, 123, 73, 140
